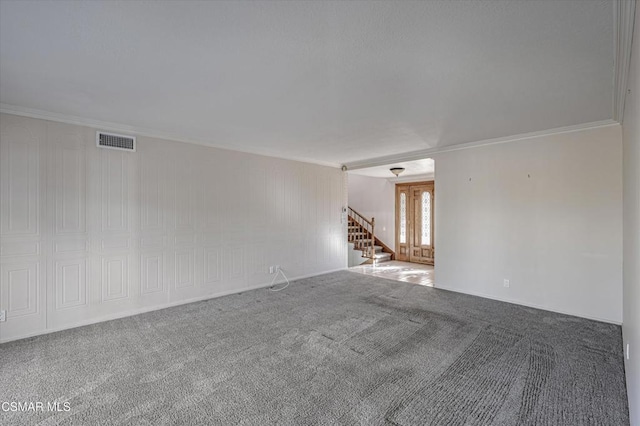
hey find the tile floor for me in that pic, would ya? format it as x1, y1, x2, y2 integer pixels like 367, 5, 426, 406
349, 260, 435, 286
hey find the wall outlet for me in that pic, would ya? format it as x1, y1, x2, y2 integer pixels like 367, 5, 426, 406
0, 310, 5, 322
269, 266, 275, 274
503, 279, 510, 288
627, 343, 630, 360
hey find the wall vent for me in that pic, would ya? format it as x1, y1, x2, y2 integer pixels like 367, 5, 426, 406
96, 131, 136, 152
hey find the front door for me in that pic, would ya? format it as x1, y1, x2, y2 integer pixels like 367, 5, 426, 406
395, 182, 434, 264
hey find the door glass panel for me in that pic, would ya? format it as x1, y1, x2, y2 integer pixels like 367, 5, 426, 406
421, 191, 431, 246
400, 192, 407, 244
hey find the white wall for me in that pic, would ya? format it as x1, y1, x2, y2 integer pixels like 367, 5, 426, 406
0, 113, 347, 343
347, 174, 396, 251
434, 125, 623, 323
622, 5, 640, 424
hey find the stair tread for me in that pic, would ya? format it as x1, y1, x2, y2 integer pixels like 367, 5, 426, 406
374, 252, 392, 258
356, 248, 390, 257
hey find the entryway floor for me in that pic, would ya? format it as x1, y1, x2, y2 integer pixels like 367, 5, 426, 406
349, 260, 434, 286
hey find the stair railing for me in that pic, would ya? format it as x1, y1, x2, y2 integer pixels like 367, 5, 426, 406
348, 207, 375, 260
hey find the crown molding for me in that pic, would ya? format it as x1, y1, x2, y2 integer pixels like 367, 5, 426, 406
0, 104, 619, 173
0, 103, 341, 169
343, 119, 618, 171
613, 0, 637, 122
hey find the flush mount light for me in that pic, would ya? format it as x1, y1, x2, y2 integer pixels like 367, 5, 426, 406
390, 167, 405, 177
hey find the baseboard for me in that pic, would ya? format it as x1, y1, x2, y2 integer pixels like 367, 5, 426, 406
434, 284, 622, 325
0, 267, 348, 344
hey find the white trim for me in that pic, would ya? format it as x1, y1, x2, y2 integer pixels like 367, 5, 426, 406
613, 0, 637, 122
0, 104, 341, 169
0, 267, 347, 344
435, 283, 622, 325
344, 120, 618, 171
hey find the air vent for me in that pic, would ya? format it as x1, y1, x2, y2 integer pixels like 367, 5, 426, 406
96, 132, 136, 152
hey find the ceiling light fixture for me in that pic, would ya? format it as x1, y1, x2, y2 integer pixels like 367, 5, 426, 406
390, 167, 405, 177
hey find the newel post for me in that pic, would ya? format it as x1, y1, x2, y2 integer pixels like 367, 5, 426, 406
371, 217, 375, 260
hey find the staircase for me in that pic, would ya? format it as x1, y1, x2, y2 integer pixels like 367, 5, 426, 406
348, 207, 394, 265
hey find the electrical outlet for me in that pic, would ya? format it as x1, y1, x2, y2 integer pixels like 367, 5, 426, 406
503, 279, 510, 288
268, 265, 282, 274
0, 310, 5, 322
627, 343, 630, 360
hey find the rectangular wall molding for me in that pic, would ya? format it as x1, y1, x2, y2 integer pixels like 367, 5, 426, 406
228, 247, 244, 279
1, 261, 39, 318
174, 233, 196, 246
101, 237, 130, 251
101, 151, 129, 233
53, 145, 86, 235
140, 235, 166, 249
55, 259, 87, 310
0, 122, 40, 237
101, 256, 129, 302
141, 251, 164, 295
54, 238, 89, 254
175, 249, 194, 289
204, 247, 221, 284
1, 241, 40, 257
140, 154, 165, 231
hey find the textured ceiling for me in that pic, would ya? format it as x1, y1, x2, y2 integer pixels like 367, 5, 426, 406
0, 0, 614, 167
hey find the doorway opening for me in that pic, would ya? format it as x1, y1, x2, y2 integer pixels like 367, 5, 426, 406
346, 157, 435, 285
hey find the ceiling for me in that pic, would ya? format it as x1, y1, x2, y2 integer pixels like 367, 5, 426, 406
349, 159, 434, 179
0, 0, 615, 167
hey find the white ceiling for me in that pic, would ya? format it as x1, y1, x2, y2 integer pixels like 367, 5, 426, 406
0, 0, 614, 167
349, 159, 434, 179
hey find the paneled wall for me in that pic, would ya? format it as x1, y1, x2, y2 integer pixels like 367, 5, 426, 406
0, 113, 347, 342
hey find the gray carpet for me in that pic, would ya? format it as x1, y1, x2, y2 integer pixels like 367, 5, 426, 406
0, 271, 629, 425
